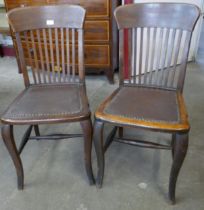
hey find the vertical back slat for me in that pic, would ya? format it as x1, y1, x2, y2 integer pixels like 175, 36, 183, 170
164, 29, 176, 86
66, 28, 70, 82
78, 29, 84, 82
128, 29, 132, 84
31, 30, 41, 84
43, 29, 51, 83
72, 29, 76, 82
49, 28, 55, 83
138, 28, 143, 84
24, 31, 37, 84
55, 28, 61, 82
154, 28, 163, 85
144, 27, 150, 84
37, 29, 46, 83
119, 30, 124, 85
170, 30, 183, 86
177, 32, 191, 91
159, 28, 170, 86
132, 28, 137, 84
61, 28, 66, 83
149, 28, 157, 84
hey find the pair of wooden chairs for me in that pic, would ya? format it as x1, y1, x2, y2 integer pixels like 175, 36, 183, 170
1, 3, 200, 204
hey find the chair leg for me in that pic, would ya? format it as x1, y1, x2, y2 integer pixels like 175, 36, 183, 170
118, 127, 124, 138
80, 119, 95, 185
1, 125, 24, 190
171, 133, 176, 159
34, 125, 40, 137
169, 132, 189, 204
93, 120, 104, 188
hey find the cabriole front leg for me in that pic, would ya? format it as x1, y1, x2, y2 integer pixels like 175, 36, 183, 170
1, 125, 24, 190
80, 119, 95, 185
169, 132, 189, 204
93, 119, 104, 188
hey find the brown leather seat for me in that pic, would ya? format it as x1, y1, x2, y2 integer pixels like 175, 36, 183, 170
1, 84, 90, 124
96, 86, 189, 131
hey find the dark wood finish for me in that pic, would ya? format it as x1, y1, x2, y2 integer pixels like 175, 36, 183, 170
34, 125, 40, 136
93, 120, 104, 188
1, 5, 94, 189
104, 126, 117, 152
118, 127, 123, 138
4, 0, 119, 83
80, 119, 95, 185
1, 125, 24, 190
93, 3, 200, 204
29, 134, 83, 140
169, 132, 188, 204
114, 137, 171, 150
18, 125, 33, 154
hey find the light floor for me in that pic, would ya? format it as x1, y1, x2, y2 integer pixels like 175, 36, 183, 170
0, 26, 204, 210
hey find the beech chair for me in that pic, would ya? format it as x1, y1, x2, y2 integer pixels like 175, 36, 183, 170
93, 3, 200, 204
1, 5, 94, 189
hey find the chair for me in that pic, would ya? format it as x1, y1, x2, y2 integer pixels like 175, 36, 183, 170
93, 3, 200, 204
1, 5, 94, 189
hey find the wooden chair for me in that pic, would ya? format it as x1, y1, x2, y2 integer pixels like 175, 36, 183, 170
1, 5, 95, 189
93, 3, 200, 204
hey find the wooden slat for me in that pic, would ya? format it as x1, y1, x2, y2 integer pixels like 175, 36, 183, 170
78, 29, 84, 82
30, 30, 41, 84
170, 30, 182, 87
61, 28, 66, 83
177, 32, 192, 91
144, 27, 150, 84
149, 27, 157, 84
24, 31, 37, 84
138, 27, 143, 84
43, 29, 51, 83
159, 28, 170, 86
55, 28, 61, 83
154, 28, 163, 85
119, 30, 124, 85
72, 28, 76, 82
128, 28, 132, 84
66, 28, 70, 82
48, 28, 55, 83
37, 29, 46, 83
132, 28, 136, 84
164, 29, 176, 86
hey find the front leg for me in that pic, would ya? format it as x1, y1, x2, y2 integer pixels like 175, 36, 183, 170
93, 120, 104, 188
80, 118, 95, 185
169, 132, 189, 204
2, 125, 24, 190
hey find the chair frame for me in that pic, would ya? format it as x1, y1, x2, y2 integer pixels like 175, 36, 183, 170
93, 3, 200, 204
1, 5, 95, 189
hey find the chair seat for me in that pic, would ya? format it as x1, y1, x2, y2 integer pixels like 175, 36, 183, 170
95, 86, 189, 132
1, 83, 90, 124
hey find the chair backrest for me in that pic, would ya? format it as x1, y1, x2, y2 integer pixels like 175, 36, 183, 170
114, 3, 200, 91
8, 5, 86, 87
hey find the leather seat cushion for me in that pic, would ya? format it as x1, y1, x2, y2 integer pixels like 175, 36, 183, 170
1, 84, 89, 123
104, 86, 179, 123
